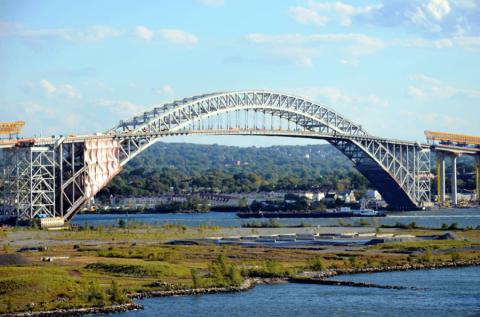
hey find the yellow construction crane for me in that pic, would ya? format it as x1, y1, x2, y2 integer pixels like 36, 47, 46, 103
0, 121, 25, 136
425, 130, 480, 145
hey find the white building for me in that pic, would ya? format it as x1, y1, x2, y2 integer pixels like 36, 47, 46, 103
367, 189, 382, 201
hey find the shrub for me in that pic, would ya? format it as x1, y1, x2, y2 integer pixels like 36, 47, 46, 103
108, 280, 128, 304
86, 281, 105, 304
408, 221, 418, 229
421, 249, 433, 263
450, 252, 461, 262
118, 219, 127, 229
356, 219, 370, 227
448, 223, 459, 230
308, 257, 326, 271
191, 269, 202, 289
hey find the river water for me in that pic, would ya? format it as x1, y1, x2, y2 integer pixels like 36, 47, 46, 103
103, 267, 480, 317
72, 208, 480, 229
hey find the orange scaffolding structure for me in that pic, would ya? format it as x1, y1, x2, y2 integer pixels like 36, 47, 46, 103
0, 121, 25, 136
425, 130, 480, 145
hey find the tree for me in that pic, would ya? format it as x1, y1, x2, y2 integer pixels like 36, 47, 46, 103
87, 281, 105, 304
108, 280, 127, 304
190, 268, 202, 289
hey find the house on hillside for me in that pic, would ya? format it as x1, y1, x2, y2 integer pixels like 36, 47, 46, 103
338, 190, 356, 203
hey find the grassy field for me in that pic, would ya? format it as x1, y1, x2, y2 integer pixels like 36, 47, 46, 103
1, 226, 480, 314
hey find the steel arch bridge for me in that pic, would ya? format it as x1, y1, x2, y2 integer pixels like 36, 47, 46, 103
1, 90, 431, 221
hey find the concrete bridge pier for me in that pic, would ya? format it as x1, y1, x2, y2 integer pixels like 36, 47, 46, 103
450, 155, 458, 206
437, 152, 446, 204
476, 155, 480, 201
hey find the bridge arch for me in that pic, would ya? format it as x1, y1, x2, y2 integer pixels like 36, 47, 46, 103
105, 91, 429, 213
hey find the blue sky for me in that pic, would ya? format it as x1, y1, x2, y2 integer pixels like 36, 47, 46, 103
0, 0, 479, 146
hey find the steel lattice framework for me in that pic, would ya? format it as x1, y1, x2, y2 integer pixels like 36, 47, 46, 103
1, 90, 431, 221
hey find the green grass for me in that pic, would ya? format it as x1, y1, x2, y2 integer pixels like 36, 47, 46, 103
0, 266, 127, 313
85, 261, 190, 278
371, 239, 480, 251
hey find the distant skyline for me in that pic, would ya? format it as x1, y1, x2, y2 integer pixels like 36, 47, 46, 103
1, 0, 479, 147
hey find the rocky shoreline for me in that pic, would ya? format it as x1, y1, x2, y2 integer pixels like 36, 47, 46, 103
0, 303, 143, 317
128, 277, 287, 299
304, 259, 480, 279
2, 260, 479, 317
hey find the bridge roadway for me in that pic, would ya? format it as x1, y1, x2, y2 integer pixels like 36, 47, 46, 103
2, 129, 479, 155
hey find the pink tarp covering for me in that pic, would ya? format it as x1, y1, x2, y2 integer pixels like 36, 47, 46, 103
84, 139, 121, 198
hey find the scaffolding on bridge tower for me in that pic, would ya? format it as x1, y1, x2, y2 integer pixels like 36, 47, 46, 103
2, 146, 56, 219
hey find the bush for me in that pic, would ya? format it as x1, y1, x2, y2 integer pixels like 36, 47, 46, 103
448, 223, 459, 230
108, 280, 128, 304
356, 219, 370, 227
208, 255, 244, 287
421, 249, 433, 263
407, 221, 418, 229
191, 269, 202, 288
308, 257, 326, 271
450, 252, 461, 262
86, 281, 105, 304
118, 219, 127, 229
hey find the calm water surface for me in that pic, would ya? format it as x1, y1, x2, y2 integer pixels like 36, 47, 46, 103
72, 208, 480, 228
104, 267, 480, 317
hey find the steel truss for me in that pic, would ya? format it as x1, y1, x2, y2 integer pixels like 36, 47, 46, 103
1, 90, 432, 221
111, 91, 431, 209
1, 147, 56, 219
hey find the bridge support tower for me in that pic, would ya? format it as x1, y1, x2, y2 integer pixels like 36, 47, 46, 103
451, 154, 458, 206
476, 155, 480, 201
1, 146, 57, 219
437, 152, 446, 205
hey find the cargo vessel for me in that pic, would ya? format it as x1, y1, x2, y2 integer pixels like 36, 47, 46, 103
236, 207, 384, 218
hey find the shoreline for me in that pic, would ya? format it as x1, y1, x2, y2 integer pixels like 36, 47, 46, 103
129, 259, 480, 299
2, 260, 479, 317
0, 303, 143, 317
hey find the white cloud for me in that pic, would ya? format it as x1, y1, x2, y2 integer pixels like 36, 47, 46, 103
401, 111, 469, 128
152, 84, 175, 95
247, 33, 384, 53
290, 1, 383, 27
97, 99, 145, 115
291, 86, 389, 110
427, 0, 451, 20
288, 6, 329, 26
162, 84, 174, 95
395, 35, 480, 50
158, 29, 198, 46
20, 101, 56, 116
408, 73, 480, 100
246, 32, 384, 66
451, 0, 478, 9
39, 79, 56, 95
38, 79, 80, 99
1, 23, 121, 43
135, 25, 154, 41
407, 85, 426, 99
58, 84, 80, 99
